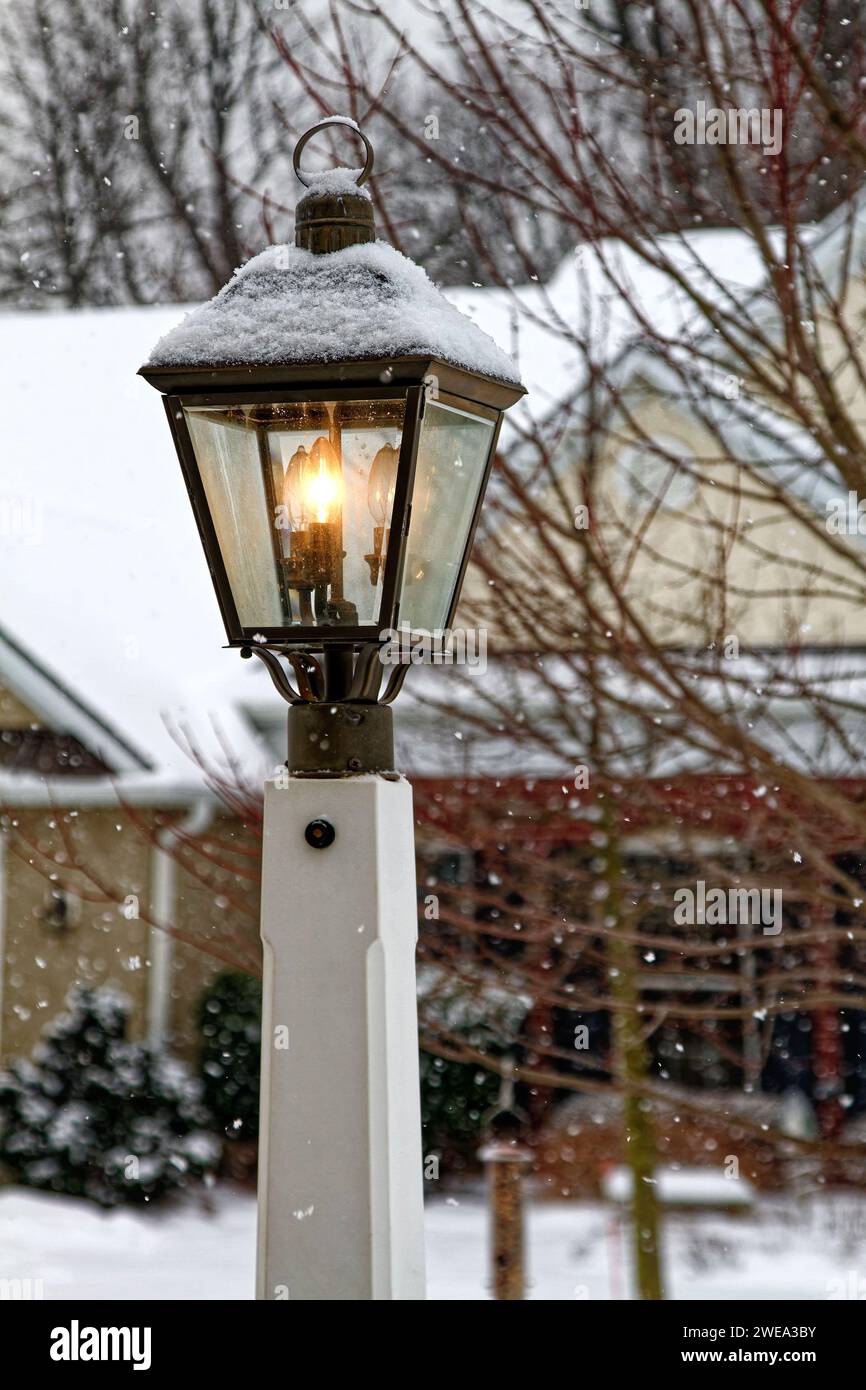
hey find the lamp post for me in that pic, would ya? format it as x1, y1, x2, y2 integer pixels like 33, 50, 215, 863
479, 1078, 532, 1300
140, 116, 524, 1301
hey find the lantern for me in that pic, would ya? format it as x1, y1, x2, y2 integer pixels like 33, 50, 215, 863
140, 117, 524, 768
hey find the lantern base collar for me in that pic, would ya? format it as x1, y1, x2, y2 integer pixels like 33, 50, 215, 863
287, 701, 397, 778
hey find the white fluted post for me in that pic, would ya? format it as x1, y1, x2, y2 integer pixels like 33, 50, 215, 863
255, 772, 426, 1300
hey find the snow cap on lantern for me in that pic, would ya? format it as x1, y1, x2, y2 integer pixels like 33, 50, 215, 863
139, 115, 524, 662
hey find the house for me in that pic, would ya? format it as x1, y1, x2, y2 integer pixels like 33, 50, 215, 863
3, 192, 866, 1144
415, 192, 866, 1138
0, 307, 268, 1063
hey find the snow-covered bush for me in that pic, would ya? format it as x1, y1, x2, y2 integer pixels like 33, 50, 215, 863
0, 986, 220, 1206
194, 965, 528, 1173
198, 971, 261, 1144
418, 965, 530, 1169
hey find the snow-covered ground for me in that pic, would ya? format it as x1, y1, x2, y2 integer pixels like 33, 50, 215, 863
0, 1184, 864, 1300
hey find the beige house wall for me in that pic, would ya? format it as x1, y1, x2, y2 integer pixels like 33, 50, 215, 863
594, 393, 866, 649
460, 381, 866, 651
0, 678, 258, 1066
6, 252, 866, 1065
166, 815, 260, 1059
0, 806, 256, 1067
0, 687, 43, 729
1, 805, 152, 1061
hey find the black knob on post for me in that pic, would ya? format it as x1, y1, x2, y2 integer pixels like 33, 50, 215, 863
305, 818, 336, 849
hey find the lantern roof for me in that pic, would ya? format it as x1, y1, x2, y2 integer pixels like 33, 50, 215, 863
146, 238, 521, 387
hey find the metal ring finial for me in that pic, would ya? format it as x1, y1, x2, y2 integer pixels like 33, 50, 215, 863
293, 117, 374, 189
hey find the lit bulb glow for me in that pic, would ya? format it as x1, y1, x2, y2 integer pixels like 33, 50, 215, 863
304, 437, 342, 524
283, 435, 343, 527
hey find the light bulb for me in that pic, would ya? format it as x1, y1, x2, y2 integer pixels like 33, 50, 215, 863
303, 436, 342, 524
283, 443, 308, 528
367, 442, 398, 525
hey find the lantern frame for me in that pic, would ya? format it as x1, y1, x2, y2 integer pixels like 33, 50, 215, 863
140, 355, 518, 651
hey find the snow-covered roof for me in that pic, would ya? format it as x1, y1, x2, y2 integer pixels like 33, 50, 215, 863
447, 226, 775, 431
451, 191, 866, 447
0, 306, 269, 795
0, 624, 147, 773
3, 194, 863, 796
149, 240, 521, 385
576, 196, 866, 542
394, 650, 866, 781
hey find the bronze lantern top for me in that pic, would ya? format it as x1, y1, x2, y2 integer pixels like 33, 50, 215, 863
293, 117, 376, 255
138, 117, 526, 761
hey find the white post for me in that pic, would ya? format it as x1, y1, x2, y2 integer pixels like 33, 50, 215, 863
255, 772, 426, 1300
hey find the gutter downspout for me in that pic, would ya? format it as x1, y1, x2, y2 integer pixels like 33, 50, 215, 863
147, 798, 214, 1048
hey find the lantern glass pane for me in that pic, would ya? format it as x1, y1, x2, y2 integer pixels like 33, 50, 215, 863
184, 399, 405, 631
397, 400, 495, 631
